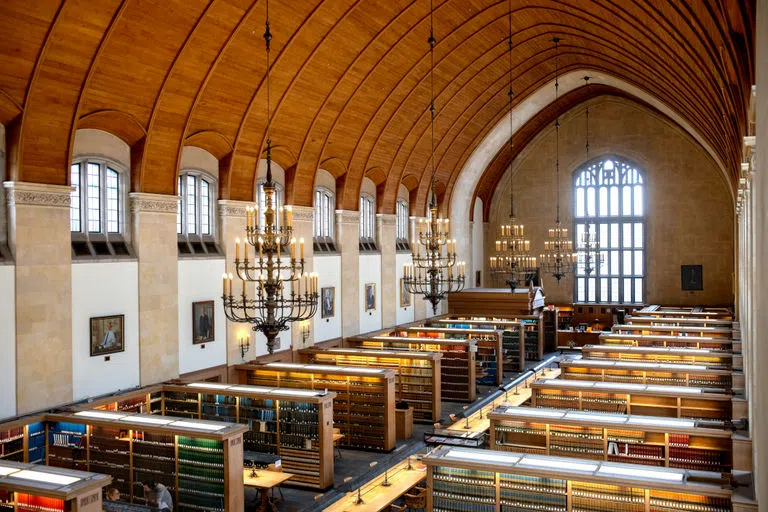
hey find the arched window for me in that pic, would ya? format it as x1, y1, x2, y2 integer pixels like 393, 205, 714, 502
313, 187, 336, 253
573, 157, 645, 304
359, 193, 377, 252
70, 158, 132, 258
178, 170, 219, 255
396, 199, 410, 252
256, 179, 284, 230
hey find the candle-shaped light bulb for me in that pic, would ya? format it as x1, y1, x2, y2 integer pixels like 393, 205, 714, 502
228, 272, 233, 296
276, 237, 281, 260
222, 273, 228, 296
235, 237, 241, 260
290, 237, 296, 259
299, 237, 305, 259
285, 206, 292, 227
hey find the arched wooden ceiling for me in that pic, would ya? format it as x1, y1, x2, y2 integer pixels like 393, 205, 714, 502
0, 0, 754, 215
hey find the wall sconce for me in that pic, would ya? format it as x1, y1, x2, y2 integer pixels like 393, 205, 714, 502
238, 332, 250, 362
300, 320, 311, 345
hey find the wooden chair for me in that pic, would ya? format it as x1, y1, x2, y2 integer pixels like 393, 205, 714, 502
403, 487, 426, 511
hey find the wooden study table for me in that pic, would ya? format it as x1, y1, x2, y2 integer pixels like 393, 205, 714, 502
243, 469, 294, 512
323, 458, 427, 512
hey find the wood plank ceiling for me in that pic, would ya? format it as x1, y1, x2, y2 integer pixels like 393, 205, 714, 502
0, 0, 755, 216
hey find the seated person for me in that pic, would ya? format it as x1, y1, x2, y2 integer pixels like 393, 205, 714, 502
105, 488, 120, 501
144, 481, 173, 511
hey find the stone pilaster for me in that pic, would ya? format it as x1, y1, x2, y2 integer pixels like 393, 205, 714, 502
290, 205, 315, 350
130, 193, 179, 386
409, 216, 427, 321
4, 181, 73, 414
218, 200, 253, 365
377, 213, 397, 329
337, 210, 360, 337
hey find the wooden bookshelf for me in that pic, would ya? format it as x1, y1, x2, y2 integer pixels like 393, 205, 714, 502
638, 306, 733, 320
0, 460, 112, 511
346, 336, 477, 402
158, 383, 336, 490
626, 316, 733, 328
298, 347, 441, 423
43, 410, 247, 512
582, 345, 737, 370
530, 379, 734, 422
488, 406, 734, 472
425, 318, 527, 372
599, 333, 737, 352
612, 324, 734, 340
560, 359, 737, 390
234, 363, 396, 452
424, 445, 733, 512
402, 327, 504, 385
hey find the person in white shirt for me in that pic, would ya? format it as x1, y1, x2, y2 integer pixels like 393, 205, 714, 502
144, 482, 173, 511
99, 321, 117, 349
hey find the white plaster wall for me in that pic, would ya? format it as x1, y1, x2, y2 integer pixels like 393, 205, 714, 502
73, 129, 130, 164
395, 253, 414, 325
72, 262, 140, 401
361, 177, 377, 198
359, 254, 382, 334
178, 259, 227, 374
316, 169, 336, 192
0, 266, 15, 420
180, 146, 219, 178
314, 255, 342, 342
472, 198, 484, 287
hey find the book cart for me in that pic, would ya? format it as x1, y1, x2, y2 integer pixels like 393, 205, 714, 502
235, 363, 396, 452
298, 347, 441, 423
423, 445, 733, 512
346, 336, 477, 402
0, 460, 112, 512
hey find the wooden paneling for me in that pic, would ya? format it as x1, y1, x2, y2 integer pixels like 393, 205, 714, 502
0, 0, 754, 210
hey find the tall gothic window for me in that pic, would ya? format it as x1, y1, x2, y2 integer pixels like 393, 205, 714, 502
177, 170, 219, 256
396, 199, 410, 251
573, 157, 645, 304
313, 187, 336, 253
359, 193, 377, 252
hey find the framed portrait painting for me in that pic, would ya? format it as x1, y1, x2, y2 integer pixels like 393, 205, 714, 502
193, 300, 215, 344
90, 314, 125, 357
364, 283, 376, 312
399, 278, 411, 307
321, 287, 335, 319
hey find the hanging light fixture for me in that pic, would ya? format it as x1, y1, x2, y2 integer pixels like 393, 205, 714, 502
540, 37, 576, 281
402, 0, 466, 315
222, 0, 318, 354
489, 0, 537, 291
577, 75, 603, 276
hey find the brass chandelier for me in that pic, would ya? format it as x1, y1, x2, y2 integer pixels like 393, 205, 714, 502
540, 37, 576, 282
222, 0, 318, 354
489, 0, 537, 291
402, 0, 466, 315
577, 76, 603, 276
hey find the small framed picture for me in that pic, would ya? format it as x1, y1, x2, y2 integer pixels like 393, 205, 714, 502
90, 315, 125, 357
321, 287, 335, 319
192, 300, 215, 344
399, 278, 411, 307
364, 283, 376, 312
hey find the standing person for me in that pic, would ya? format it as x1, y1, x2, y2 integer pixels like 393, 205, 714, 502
144, 482, 173, 511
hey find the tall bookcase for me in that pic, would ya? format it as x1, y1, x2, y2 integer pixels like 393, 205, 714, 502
423, 446, 733, 512
43, 411, 247, 512
235, 363, 396, 452
426, 318, 527, 373
0, 417, 46, 465
298, 348, 442, 423
559, 360, 735, 390
403, 327, 504, 385
346, 336, 477, 402
530, 380, 734, 422
488, 406, 734, 472
158, 383, 335, 490
582, 345, 736, 369
0, 460, 112, 512
635, 306, 733, 321
598, 333, 736, 351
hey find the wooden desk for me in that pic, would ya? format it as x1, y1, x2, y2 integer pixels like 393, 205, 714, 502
447, 367, 561, 433
243, 469, 294, 512
323, 459, 427, 512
